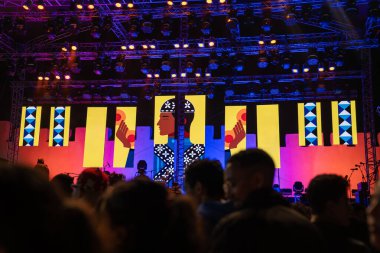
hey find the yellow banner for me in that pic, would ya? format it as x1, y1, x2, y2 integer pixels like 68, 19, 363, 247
225, 106, 247, 155
49, 106, 71, 147
186, 95, 206, 145
83, 107, 107, 167
154, 95, 175, 144
19, 106, 42, 146
113, 107, 137, 168
257, 104, 281, 168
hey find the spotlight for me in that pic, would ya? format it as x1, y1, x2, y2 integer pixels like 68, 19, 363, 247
185, 55, 194, 73
142, 43, 149, 50
76, 1, 83, 9
22, 0, 32, 10
114, 54, 126, 73
115, 1, 122, 8
257, 51, 268, 69
181, 1, 188, 6
154, 69, 160, 78
55, 74, 61, 80
44, 72, 50, 81
141, 14, 154, 34
167, 0, 173, 6
307, 48, 319, 66
121, 45, 127, 50
208, 52, 219, 70
293, 181, 304, 195
205, 68, 211, 77
303, 64, 310, 73
206, 0, 212, 4
195, 68, 202, 78
198, 42, 205, 48
71, 43, 78, 51
208, 39, 215, 47
174, 43, 180, 48
219, 0, 226, 3
61, 46, 68, 52
37, 0, 44, 10
282, 54, 291, 70
128, 44, 135, 50
284, 5, 297, 26
180, 68, 187, 77
318, 63, 325, 72
140, 56, 151, 75
183, 43, 189, 48
328, 62, 336, 71
38, 73, 44, 80
64, 72, 71, 80
171, 69, 177, 78
161, 53, 171, 72
292, 64, 299, 74
258, 39, 264, 45
161, 15, 172, 37
88, 2, 95, 9
320, 4, 331, 28
201, 12, 212, 36
127, 0, 133, 8
146, 71, 153, 78
226, 9, 240, 37
128, 18, 139, 38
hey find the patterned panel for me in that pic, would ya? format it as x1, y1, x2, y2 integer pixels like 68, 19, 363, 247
298, 102, 322, 146
19, 106, 42, 146
49, 106, 70, 147
332, 100, 358, 145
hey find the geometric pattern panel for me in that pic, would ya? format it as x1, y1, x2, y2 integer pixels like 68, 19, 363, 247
19, 106, 42, 146
332, 100, 357, 145
298, 102, 323, 146
49, 106, 71, 147
225, 105, 247, 155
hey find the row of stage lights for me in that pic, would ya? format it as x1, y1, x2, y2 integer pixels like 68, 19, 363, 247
37, 72, 71, 81
22, 0, 228, 11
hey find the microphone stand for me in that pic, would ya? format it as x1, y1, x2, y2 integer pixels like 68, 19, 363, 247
347, 169, 356, 199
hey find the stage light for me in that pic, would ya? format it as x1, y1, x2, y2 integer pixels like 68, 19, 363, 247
115, 54, 126, 73
181, 1, 188, 6
71, 43, 78, 51
174, 43, 180, 48
345, 0, 358, 15
127, 1, 133, 8
219, 0, 226, 3
171, 69, 177, 78
76, 2, 83, 9
38, 73, 44, 80
115, 1, 122, 8
270, 39, 277, 45
185, 55, 194, 73
142, 14, 154, 34
23, 0, 32, 10
128, 18, 139, 38
128, 44, 135, 50
282, 54, 291, 70
205, 68, 211, 77
142, 44, 148, 49
207, 86, 214, 99
88, 2, 95, 9
121, 45, 127, 50
37, 0, 44, 10
208, 52, 219, 70
206, 0, 212, 4
61, 46, 68, 52
303, 64, 310, 73
183, 43, 189, 48
161, 15, 172, 37
180, 69, 187, 77
234, 57, 244, 72
55, 74, 61, 80
147, 72, 153, 78
257, 51, 268, 69
226, 9, 240, 37
318, 63, 325, 72
167, 0, 173, 6
161, 53, 171, 72
258, 39, 264, 45
140, 56, 150, 75
198, 42, 205, 48
292, 64, 299, 73
225, 81, 234, 96
319, 4, 331, 28
153, 69, 160, 78
329, 62, 336, 71
64, 73, 71, 80
307, 48, 319, 66
335, 50, 344, 67
293, 181, 304, 196
44, 72, 50, 81
261, 18, 271, 32
195, 67, 202, 77
208, 40, 215, 47
284, 5, 297, 26
201, 13, 212, 36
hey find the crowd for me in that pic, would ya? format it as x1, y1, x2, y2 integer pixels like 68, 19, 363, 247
1, 148, 380, 253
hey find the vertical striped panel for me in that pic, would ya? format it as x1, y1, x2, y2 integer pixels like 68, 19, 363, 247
19, 106, 42, 146
225, 106, 247, 155
351, 101, 357, 145
332, 100, 357, 145
331, 101, 340, 145
83, 107, 107, 167
186, 95, 206, 145
297, 103, 305, 146
64, 107, 71, 146
316, 103, 323, 146
113, 107, 137, 168
257, 104, 281, 168
298, 102, 322, 146
49, 106, 71, 147
154, 95, 175, 145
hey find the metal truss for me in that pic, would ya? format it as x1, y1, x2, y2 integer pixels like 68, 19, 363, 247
361, 48, 378, 191
1, 33, 377, 60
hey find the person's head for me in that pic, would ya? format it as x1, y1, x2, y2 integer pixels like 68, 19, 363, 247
367, 180, 380, 250
75, 168, 109, 206
51, 173, 74, 198
226, 148, 275, 206
307, 174, 350, 226
185, 159, 224, 204
157, 98, 195, 136
0, 163, 62, 253
98, 180, 170, 253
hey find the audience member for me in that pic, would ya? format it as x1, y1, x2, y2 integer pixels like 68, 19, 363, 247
307, 174, 370, 253
34, 158, 50, 180
291, 202, 312, 220
74, 168, 109, 207
134, 160, 150, 181
51, 173, 74, 199
185, 159, 234, 236
211, 149, 326, 253
367, 180, 380, 252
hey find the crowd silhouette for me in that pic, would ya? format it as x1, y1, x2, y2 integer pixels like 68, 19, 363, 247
0, 149, 379, 253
